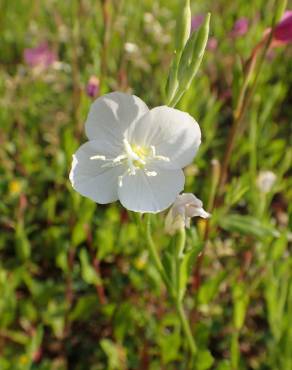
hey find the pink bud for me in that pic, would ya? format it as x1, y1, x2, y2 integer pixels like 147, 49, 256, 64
86, 76, 100, 98
207, 37, 218, 50
231, 17, 249, 37
274, 10, 292, 43
191, 15, 204, 32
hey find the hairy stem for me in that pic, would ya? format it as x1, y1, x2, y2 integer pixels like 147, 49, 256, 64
176, 300, 197, 356
145, 214, 169, 287
145, 215, 197, 358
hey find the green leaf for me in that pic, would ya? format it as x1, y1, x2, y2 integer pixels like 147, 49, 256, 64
69, 294, 99, 321
79, 249, 101, 285
165, 57, 179, 105
198, 271, 226, 305
178, 244, 203, 301
232, 282, 249, 330
269, 233, 287, 260
216, 360, 232, 370
195, 349, 214, 370
219, 214, 280, 240
72, 221, 87, 247
161, 250, 177, 291
15, 222, 31, 261
100, 339, 126, 370
26, 325, 43, 363
71, 199, 96, 247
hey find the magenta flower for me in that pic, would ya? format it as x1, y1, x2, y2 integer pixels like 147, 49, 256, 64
274, 10, 292, 43
231, 17, 249, 37
263, 10, 292, 47
24, 42, 57, 68
86, 76, 100, 98
207, 37, 218, 50
191, 15, 204, 32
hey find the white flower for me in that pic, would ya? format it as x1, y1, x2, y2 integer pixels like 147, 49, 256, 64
256, 171, 276, 193
124, 42, 139, 54
69, 92, 201, 213
165, 193, 210, 235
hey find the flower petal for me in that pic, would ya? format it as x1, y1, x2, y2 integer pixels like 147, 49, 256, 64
127, 106, 201, 169
85, 92, 149, 147
69, 141, 125, 203
118, 167, 185, 213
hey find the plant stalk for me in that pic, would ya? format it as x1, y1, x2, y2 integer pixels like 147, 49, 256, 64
218, 6, 278, 192
145, 214, 170, 287
176, 300, 197, 356
145, 215, 197, 358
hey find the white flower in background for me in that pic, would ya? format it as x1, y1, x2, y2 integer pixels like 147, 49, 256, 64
124, 42, 139, 54
165, 193, 210, 235
256, 171, 276, 193
69, 92, 201, 213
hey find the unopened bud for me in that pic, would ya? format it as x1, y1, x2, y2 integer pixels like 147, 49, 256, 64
165, 193, 210, 235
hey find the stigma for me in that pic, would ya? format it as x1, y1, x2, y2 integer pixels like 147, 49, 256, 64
90, 137, 170, 185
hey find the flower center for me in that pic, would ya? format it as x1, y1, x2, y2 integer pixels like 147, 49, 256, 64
90, 138, 170, 186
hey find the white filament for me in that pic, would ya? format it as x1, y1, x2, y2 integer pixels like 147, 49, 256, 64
90, 138, 169, 186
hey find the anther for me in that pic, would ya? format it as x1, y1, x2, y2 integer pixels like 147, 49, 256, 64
145, 171, 157, 177
90, 155, 106, 160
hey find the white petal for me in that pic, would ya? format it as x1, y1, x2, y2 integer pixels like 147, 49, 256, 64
85, 92, 149, 147
196, 208, 211, 219
177, 193, 203, 209
69, 141, 125, 204
127, 106, 201, 169
118, 167, 185, 213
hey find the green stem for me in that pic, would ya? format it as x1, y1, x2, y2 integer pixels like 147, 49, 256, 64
176, 300, 197, 356
218, 1, 279, 192
145, 215, 197, 358
175, 230, 197, 358
145, 214, 170, 287
177, 227, 186, 258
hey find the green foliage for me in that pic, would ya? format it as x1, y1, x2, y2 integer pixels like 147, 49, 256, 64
0, 0, 291, 369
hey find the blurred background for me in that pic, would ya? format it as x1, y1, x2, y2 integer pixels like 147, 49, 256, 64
0, 0, 291, 369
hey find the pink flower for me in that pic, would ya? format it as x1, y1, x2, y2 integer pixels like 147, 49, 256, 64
24, 42, 57, 68
207, 37, 218, 50
231, 17, 249, 37
86, 76, 100, 98
191, 15, 204, 32
274, 10, 292, 43
264, 10, 292, 47
191, 14, 217, 51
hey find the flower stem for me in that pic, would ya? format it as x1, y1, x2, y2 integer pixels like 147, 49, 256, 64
145, 215, 197, 359
176, 300, 197, 356
176, 227, 186, 258
145, 214, 169, 287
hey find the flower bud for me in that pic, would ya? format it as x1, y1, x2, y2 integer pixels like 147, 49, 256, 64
191, 15, 204, 32
169, 13, 210, 106
231, 18, 249, 37
165, 193, 210, 235
263, 10, 292, 47
274, 10, 292, 43
86, 76, 100, 98
175, 0, 192, 53
256, 171, 276, 193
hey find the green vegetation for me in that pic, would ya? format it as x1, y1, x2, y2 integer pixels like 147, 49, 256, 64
0, 0, 291, 369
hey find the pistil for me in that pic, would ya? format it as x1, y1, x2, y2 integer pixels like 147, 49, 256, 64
89, 139, 170, 184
